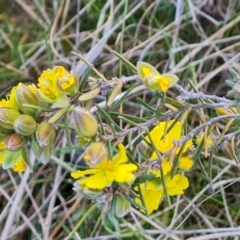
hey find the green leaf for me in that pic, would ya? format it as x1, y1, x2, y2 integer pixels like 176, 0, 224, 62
136, 97, 155, 112
2, 151, 20, 169
79, 87, 100, 102
96, 105, 122, 131
112, 51, 137, 72
112, 82, 139, 109
133, 174, 155, 185
109, 111, 146, 123
54, 94, 69, 108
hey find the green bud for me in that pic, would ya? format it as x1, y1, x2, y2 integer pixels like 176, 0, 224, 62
73, 107, 98, 137
0, 108, 21, 130
84, 142, 107, 166
114, 195, 131, 218
14, 115, 37, 136
41, 143, 53, 164
6, 133, 25, 152
16, 83, 40, 115
36, 122, 56, 147
31, 135, 53, 164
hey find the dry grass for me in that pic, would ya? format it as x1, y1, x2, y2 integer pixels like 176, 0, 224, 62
1, 0, 240, 239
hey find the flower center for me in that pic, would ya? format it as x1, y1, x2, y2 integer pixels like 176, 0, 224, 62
59, 75, 75, 90
155, 76, 170, 92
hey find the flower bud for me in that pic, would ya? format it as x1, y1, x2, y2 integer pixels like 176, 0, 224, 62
36, 122, 56, 147
73, 107, 98, 137
137, 62, 178, 92
114, 194, 131, 218
14, 115, 38, 136
41, 143, 53, 164
84, 142, 107, 166
6, 133, 25, 152
0, 108, 21, 129
15, 83, 40, 115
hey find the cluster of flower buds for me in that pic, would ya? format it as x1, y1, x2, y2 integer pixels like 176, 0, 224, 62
0, 66, 80, 172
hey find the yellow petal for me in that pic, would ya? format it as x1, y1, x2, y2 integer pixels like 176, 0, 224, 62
79, 172, 110, 189
176, 174, 189, 189
70, 169, 99, 179
161, 158, 172, 175
136, 62, 159, 80
160, 73, 179, 86
167, 174, 189, 196
178, 156, 194, 171
148, 120, 182, 153
136, 187, 164, 214
112, 143, 127, 165
113, 164, 137, 183
115, 171, 136, 183
104, 169, 115, 182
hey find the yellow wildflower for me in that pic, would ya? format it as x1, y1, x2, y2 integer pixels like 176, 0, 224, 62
135, 120, 193, 214
137, 62, 179, 92
71, 144, 138, 189
37, 66, 78, 107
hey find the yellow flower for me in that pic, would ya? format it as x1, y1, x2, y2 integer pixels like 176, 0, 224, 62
135, 120, 193, 214
0, 142, 27, 172
136, 174, 189, 214
147, 120, 194, 171
71, 144, 138, 189
37, 66, 78, 107
137, 62, 179, 92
